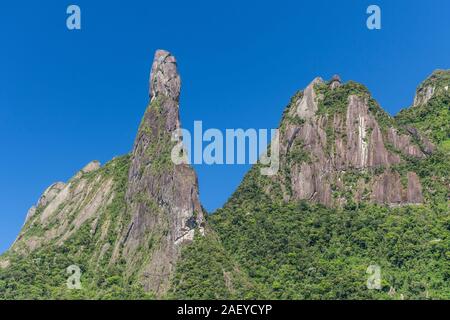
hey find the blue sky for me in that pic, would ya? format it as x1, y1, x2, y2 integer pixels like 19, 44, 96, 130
0, 0, 449, 253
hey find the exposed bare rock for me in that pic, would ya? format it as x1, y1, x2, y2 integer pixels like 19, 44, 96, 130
347, 95, 378, 168
291, 163, 315, 201
330, 74, 342, 90
371, 170, 403, 204
371, 171, 423, 205
407, 172, 423, 204
74, 161, 101, 179
37, 182, 66, 208
414, 85, 435, 107
295, 77, 323, 119
81, 160, 101, 173
40, 183, 71, 223
387, 128, 424, 158
10, 160, 121, 256
58, 178, 114, 243
150, 50, 181, 101
122, 50, 204, 296
275, 77, 427, 207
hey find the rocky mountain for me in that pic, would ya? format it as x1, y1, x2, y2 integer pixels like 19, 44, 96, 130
121, 50, 205, 296
396, 70, 450, 152
0, 50, 207, 299
267, 75, 430, 207
203, 71, 449, 300
0, 52, 448, 300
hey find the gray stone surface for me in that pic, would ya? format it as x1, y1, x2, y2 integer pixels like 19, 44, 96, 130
122, 50, 205, 296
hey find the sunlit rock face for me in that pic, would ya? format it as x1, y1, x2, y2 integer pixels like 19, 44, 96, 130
272, 76, 432, 207
122, 50, 204, 296
7, 50, 206, 297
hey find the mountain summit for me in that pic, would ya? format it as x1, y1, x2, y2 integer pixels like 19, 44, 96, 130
397, 69, 450, 152
0, 50, 205, 298
122, 50, 204, 295
268, 76, 432, 207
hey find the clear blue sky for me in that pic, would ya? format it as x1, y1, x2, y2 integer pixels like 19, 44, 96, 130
1, 0, 449, 253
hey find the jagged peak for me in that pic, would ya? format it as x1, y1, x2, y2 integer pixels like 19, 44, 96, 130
124, 49, 205, 296
329, 74, 342, 90
291, 77, 323, 119
149, 49, 181, 101
37, 182, 66, 208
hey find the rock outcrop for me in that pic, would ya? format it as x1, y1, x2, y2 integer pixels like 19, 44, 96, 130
396, 69, 450, 150
413, 70, 450, 107
3, 53, 445, 300
121, 50, 204, 295
36, 182, 66, 208
414, 85, 435, 107
10, 159, 121, 255
5, 50, 206, 298
274, 76, 432, 207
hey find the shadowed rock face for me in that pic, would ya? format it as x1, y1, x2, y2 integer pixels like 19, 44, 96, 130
276, 77, 431, 207
122, 50, 204, 295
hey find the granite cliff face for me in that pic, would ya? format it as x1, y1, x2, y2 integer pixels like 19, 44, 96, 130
7, 154, 132, 283
206, 71, 449, 300
396, 70, 450, 151
10, 160, 115, 255
121, 50, 204, 295
3, 50, 205, 297
267, 76, 434, 207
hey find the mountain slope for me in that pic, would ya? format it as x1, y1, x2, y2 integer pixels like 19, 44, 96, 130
396, 70, 450, 152
0, 50, 221, 299
0, 155, 147, 299
206, 75, 450, 299
220, 76, 436, 209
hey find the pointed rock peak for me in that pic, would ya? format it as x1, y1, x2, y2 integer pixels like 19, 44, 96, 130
309, 76, 324, 87
331, 74, 341, 82
295, 77, 323, 119
124, 49, 205, 295
329, 74, 342, 89
149, 49, 181, 101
